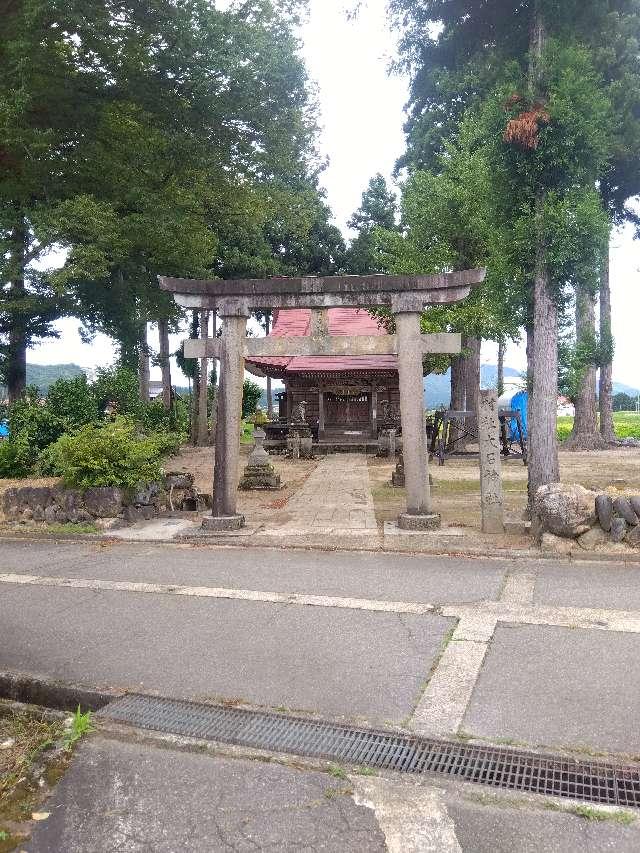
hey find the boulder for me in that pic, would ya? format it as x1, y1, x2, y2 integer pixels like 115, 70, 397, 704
534, 483, 597, 538
595, 494, 613, 532
626, 525, 640, 548
541, 533, 576, 555
83, 487, 123, 518
610, 517, 627, 543
577, 525, 608, 551
629, 496, 640, 518
613, 497, 638, 526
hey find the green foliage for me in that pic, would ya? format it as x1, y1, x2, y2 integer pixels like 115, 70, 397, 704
242, 380, 263, 420
62, 707, 94, 751
40, 417, 178, 489
92, 365, 142, 419
0, 388, 67, 475
345, 174, 398, 275
0, 435, 37, 479
613, 392, 637, 411
46, 375, 99, 430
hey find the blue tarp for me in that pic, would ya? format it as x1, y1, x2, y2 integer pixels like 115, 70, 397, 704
509, 391, 528, 440
0, 420, 8, 438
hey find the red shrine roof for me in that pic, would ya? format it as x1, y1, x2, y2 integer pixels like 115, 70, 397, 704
246, 308, 398, 375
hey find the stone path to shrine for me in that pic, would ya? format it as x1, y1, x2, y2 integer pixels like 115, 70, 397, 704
277, 453, 379, 535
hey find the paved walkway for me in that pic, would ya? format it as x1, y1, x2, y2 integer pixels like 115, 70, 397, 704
277, 453, 378, 533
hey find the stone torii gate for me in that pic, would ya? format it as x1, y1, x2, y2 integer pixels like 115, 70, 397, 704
159, 270, 485, 532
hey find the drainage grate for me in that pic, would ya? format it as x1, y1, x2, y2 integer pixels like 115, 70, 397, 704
98, 694, 640, 808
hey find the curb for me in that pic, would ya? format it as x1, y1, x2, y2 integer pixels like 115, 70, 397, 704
1, 530, 640, 564
0, 670, 121, 712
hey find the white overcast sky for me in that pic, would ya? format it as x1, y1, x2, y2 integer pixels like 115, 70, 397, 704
28, 0, 640, 389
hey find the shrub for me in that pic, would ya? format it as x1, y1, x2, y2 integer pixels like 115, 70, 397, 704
40, 417, 178, 489
46, 375, 99, 430
0, 436, 37, 478
242, 379, 262, 420
8, 388, 66, 454
92, 365, 143, 419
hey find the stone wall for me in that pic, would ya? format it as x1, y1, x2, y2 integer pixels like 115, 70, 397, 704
2, 473, 210, 526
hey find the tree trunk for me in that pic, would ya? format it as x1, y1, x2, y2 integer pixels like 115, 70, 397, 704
448, 351, 466, 448
189, 311, 200, 444
463, 336, 480, 446
190, 369, 200, 445
529, 248, 560, 506
565, 288, 605, 450
209, 310, 218, 445
264, 313, 273, 417
599, 243, 615, 442
158, 319, 172, 411
6, 223, 28, 403
138, 323, 150, 403
464, 337, 481, 416
497, 339, 505, 398
527, 4, 559, 508
198, 310, 210, 445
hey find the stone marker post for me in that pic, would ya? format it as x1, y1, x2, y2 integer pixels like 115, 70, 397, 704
478, 389, 505, 534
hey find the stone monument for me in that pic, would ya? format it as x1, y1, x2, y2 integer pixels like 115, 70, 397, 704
239, 428, 282, 490
478, 389, 505, 534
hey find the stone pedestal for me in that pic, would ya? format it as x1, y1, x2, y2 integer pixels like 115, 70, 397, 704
202, 514, 245, 531
378, 429, 397, 458
239, 429, 282, 490
398, 512, 441, 531
288, 424, 313, 459
391, 452, 405, 487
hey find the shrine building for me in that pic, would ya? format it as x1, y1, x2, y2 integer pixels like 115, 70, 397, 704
245, 307, 401, 446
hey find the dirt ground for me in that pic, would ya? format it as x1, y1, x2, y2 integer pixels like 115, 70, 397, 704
367, 446, 640, 533
169, 444, 319, 527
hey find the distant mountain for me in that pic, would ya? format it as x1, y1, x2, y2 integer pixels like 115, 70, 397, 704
424, 365, 523, 408
26, 363, 86, 394
424, 365, 639, 408
613, 380, 640, 397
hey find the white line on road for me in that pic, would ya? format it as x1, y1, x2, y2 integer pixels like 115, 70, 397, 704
0, 573, 434, 616
410, 615, 497, 738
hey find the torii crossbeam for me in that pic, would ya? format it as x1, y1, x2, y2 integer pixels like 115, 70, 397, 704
160, 270, 486, 531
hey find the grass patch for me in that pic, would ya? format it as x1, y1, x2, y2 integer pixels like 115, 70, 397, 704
327, 764, 347, 780
0, 705, 94, 847
558, 411, 640, 442
567, 804, 635, 824
323, 786, 353, 799
353, 766, 377, 777
42, 522, 100, 536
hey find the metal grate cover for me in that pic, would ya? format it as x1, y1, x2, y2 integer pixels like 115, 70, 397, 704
99, 694, 640, 808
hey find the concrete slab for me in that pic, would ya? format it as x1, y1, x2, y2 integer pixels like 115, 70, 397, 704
535, 561, 640, 610
27, 736, 386, 853
449, 797, 640, 852
463, 624, 640, 755
0, 584, 454, 724
0, 541, 508, 604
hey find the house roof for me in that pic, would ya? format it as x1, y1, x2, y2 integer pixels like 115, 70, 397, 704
246, 308, 398, 375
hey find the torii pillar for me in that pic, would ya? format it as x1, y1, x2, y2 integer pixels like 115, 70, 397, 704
393, 297, 438, 529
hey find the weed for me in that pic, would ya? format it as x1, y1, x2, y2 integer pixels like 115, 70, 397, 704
327, 764, 347, 780
324, 786, 353, 799
0, 832, 7, 841
46, 522, 100, 535
353, 766, 377, 777
62, 707, 94, 751
569, 805, 635, 824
